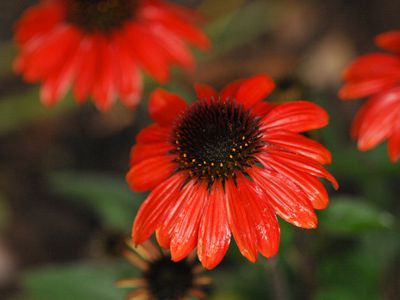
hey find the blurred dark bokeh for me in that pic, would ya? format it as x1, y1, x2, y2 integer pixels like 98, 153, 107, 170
0, 0, 400, 299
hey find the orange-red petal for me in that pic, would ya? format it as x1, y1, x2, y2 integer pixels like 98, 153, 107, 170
170, 183, 208, 261
225, 178, 258, 263
126, 156, 175, 192
197, 182, 231, 269
131, 173, 185, 244
375, 30, 400, 53
149, 89, 187, 125
261, 101, 329, 133
235, 75, 275, 108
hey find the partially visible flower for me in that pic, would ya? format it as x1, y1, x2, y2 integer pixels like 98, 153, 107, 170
14, 0, 209, 111
339, 30, 400, 162
127, 75, 338, 269
116, 240, 210, 300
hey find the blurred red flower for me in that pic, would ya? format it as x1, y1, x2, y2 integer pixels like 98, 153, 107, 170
127, 75, 338, 269
14, 0, 209, 111
339, 30, 400, 162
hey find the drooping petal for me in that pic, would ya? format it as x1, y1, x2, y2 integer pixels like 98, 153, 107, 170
112, 32, 143, 108
156, 180, 197, 249
375, 30, 400, 53
250, 166, 318, 228
73, 36, 99, 103
91, 38, 117, 111
126, 156, 175, 191
131, 173, 185, 245
261, 101, 329, 133
130, 142, 174, 165
225, 178, 258, 262
261, 150, 338, 189
237, 174, 280, 258
170, 183, 208, 261
149, 89, 187, 125
355, 88, 400, 150
235, 75, 275, 108
257, 156, 329, 209
124, 23, 170, 83
197, 182, 231, 269
263, 131, 332, 164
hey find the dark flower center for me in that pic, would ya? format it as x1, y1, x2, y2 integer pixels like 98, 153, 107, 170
66, 0, 137, 33
172, 99, 263, 187
144, 256, 194, 300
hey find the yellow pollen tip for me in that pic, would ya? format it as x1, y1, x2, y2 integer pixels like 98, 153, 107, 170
220, 163, 223, 167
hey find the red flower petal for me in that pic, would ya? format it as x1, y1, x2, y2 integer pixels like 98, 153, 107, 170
130, 142, 173, 166
91, 38, 117, 111
388, 125, 400, 162
197, 182, 231, 269
339, 78, 397, 100
170, 183, 208, 261
238, 174, 280, 258
16, 25, 81, 82
257, 156, 329, 210
136, 124, 171, 144
264, 131, 332, 164
149, 89, 187, 125
262, 150, 338, 189
124, 24, 170, 83
131, 173, 185, 244
156, 180, 197, 249
143, 3, 210, 50
148, 24, 194, 69
219, 79, 243, 100
261, 101, 329, 133
343, 53, 400, 81
15, 2, 64, 45
195, 83, 217, 102
73, 36, 98, 103
126, 156, 175, 192
225, 178, 258, 262
236, 75, 275, 108
112, 32, 142, 108
355, 88, 400, 150
375, 30, 400, 53
250, 166, 318, 228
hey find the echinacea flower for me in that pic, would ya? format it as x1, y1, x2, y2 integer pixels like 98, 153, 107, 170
116, 240, 210, 300
127, 75, 338, 269
14, 0, 209, 111
339, 30, 400, 162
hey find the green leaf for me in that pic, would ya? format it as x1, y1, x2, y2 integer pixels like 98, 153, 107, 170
48, 171, 144, 232
319, 196, 395, 236
16, 261, 134, 300
205, 0, 279, 57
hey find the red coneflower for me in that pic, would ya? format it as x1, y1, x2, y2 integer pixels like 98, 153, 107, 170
117, 240, 210, 300
339, 30, 400, 162
127, 75, 338, 269
14, 0, 209, 111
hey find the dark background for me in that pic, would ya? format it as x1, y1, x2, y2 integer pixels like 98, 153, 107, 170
0, 0, 400, 299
